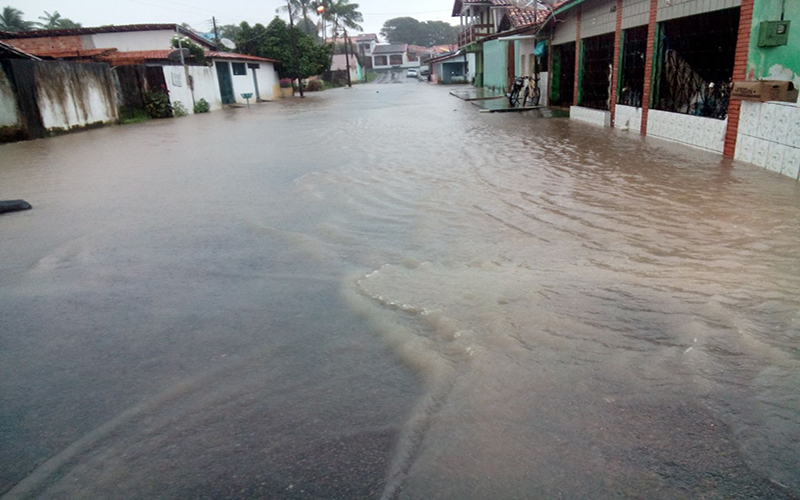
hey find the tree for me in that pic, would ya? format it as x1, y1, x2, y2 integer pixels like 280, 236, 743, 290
0, 6, 33, 31
235, 18, 332, 96
295, 18, 319, 42
275, 0, 315, 34
35, 10, 81, 29
218, 24, 242, 41
380, 17, 458, 46
326, 0, 362, 45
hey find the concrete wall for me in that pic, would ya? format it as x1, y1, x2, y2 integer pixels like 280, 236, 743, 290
32, 61, 118, 132
614, 104, 643, 132
746, 0, 800, 85
571, 106, 611, 126
254, 64, 278, 101
581, 0, 618, 38
647, 110, 727, 152
163, 65, 194, 113
188, 65, 223, 111
552, 9, 579, 45
621, 0, 650, 28
656, 0, 741, 22
735, 100, 800, 180
90, 30, 176, 51
0, 66, 23, 141
216, 60, 278, 104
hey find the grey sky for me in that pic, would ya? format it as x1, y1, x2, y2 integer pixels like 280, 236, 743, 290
12, 0, 457, 40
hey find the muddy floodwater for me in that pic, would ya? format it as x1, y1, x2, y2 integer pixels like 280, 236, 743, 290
2, 81, 800, 499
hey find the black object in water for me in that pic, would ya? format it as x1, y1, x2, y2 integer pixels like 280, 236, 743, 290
0, 200, 32, 214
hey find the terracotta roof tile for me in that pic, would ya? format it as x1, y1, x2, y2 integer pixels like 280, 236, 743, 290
206, 51, 279, 63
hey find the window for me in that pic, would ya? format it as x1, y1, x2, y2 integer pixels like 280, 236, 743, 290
374, 55, 388, 66
618, 26, 647, 108
247, 63, 260, 70
389, 54, 403, 66
232, 63, 246, 75
580, 33, 615, 110
653, 8, 739, 119
550, 43, 575, 107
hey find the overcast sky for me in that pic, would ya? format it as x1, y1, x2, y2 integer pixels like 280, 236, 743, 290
12, 0, 457, 40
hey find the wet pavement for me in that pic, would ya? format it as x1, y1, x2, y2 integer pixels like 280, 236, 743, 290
1, 81, 799, 500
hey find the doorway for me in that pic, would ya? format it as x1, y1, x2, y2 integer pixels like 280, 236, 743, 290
215, 61, 235, 105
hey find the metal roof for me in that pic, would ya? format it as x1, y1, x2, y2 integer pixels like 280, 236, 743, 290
206, 51, 279, 63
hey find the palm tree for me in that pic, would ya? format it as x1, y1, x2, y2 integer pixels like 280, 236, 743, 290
0, 6, 33, 32
276, 0, 314, 34
326, 0, 363, 46
35, 10, 81, 29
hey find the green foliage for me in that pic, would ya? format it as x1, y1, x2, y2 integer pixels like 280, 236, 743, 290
35, 10, 81, 29
305, 79, 325, 91
193, 98, 210, 113
171, 36, 206, 64
119, 107, 150, 125
236, 18, 333, 81
381, 17, 459, 46
279, 78, 293, 88
0, 6, 33, 31
173, 101, 188, 117
145, 88, 173, 119
365, 71, 378, 83
294, 18, 319, 41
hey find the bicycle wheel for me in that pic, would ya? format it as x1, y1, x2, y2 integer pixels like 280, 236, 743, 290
509, 89, 520, 107
532, 87, 541, 107
521, 87, 530, 107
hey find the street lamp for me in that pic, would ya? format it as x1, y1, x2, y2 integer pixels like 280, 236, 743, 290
316, 5, 326, 41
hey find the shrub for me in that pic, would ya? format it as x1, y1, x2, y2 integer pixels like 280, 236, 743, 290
173, 101, 188, 117
171, 36, 206, 64
305, 79, 324, 92
145, 87, 173, 118
193, 98, 210, 114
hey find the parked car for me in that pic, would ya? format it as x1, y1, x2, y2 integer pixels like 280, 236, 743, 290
406, 69, 418, 78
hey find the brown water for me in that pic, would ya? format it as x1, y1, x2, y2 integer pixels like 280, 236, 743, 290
1, 81, 799, 499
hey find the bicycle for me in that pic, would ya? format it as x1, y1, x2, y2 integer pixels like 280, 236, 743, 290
507, 75, 541, 108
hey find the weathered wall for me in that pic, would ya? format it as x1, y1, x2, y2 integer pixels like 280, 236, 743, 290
188, 65, 223, 111
163, 65, 194, 113
621, 0, 650, 28
746, 0, 800, 85
552, 9, 579, 45
581, 0, 618, 38
0, 35, 83, 53
0, 66, 24, 141
33, 61, 118, 131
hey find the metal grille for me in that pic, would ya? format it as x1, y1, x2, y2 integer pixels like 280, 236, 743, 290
580, 33, 615, 111
618, 26, 647, 108
654, 8, 739, 119
551, 43, 575, 107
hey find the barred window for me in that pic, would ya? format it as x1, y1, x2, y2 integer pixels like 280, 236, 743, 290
618, 25, 647, 108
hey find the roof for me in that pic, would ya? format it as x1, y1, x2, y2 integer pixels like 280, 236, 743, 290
355, 33, 379, 41
0, 24, 215, 49
99, 50, 175, 63
330, 53, 359, 71
428, 51, 466, 64
372, 44, 408, 54
206, 51, 278, 63
504, 6, 551, 28
0, 40, 39, 59
30, 48, 117, 59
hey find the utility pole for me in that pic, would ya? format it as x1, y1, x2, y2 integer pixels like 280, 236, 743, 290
212, 16, 220, 47
344, 28, 352, 87
287, 0, 305, 97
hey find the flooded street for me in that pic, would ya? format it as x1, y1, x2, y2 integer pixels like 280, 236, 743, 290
2, 80, 799, 499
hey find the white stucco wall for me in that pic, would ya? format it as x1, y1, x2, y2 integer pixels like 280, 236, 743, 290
0, 68, 20, 128
189, 65, 223, 111
89, 30, 176, 51
254, 63, 278, 101
163, 65, 194, 114
735, 100, 800, 180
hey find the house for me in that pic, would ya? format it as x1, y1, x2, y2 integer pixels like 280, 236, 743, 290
371, 44, 421, 70
355, 33, 379, 58
452, 0, 554, 92
1, 24, 281, 113
329, 53, 363, 83
537, 0, 800, 180
429, 51, 470, 84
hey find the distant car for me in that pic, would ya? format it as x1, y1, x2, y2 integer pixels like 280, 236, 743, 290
406, 69, 419, 78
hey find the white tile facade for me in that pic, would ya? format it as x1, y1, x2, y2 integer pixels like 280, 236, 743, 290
735, 100, 800, 181
571, 106, 612, 126
614, 104, 642, 133
646, 109, 727, 153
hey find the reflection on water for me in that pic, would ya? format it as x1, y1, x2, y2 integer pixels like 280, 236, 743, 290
1, 82, 799, 499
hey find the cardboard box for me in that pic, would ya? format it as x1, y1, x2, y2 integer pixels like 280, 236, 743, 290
731, 80, 799, 103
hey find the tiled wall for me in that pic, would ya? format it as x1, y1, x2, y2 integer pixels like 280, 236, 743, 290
581, 0, 618, 38
647, 110, 727, 152
656, 0, 741, 22
621, 0, 650, 28
734, 101, 800, 180
614, 104, 643, 133
553, 9, 579, 45
570, 106, 612, 126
